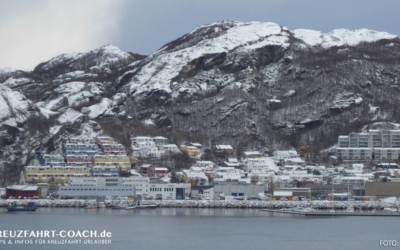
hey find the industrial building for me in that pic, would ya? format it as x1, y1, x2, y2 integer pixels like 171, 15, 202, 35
148, 183, 191, 200
58, 186, 136, 198
365, 182, 400, 197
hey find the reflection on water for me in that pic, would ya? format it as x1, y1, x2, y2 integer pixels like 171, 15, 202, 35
0, 207, 396, 250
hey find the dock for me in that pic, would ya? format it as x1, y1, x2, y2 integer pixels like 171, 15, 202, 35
304, 212, 400, 217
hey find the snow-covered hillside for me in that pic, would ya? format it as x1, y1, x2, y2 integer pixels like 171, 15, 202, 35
1, 20, 400, 184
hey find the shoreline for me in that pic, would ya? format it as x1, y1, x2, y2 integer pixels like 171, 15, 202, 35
1, 199, 399, 210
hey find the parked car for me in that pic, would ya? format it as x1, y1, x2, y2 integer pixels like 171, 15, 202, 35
280, 197, 288, 201
145, 196, 154, 200
166, 196, 173, 200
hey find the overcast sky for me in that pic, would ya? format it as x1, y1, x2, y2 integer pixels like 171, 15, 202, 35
1, 0, 400, 70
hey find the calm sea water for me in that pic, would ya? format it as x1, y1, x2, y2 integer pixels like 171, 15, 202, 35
0, 207, 398, 250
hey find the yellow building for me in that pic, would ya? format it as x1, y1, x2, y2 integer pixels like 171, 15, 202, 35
94, 136, 114, 145
181, 146, 199, 157
92, 154, 133, 171
25, 166, 91, 184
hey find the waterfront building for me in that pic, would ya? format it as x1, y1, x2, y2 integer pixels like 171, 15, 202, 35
148, 183, 191, 200
365, 182, 400, 197
69, 177, 149, 196
6, 185, 39, 198
58, 185, 136, 198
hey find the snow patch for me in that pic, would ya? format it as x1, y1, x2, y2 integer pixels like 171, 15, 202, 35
292, 28, 397, 48
57, 108, 83, 124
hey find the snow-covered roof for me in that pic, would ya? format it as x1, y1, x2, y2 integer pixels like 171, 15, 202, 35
244, 151, 261, 155
6, 185, 38, 191
228, 158, 239, 163
153, 136, 167, 139
274, 191, 293, 196
216, 145, 233, 150
196, 161, 213, 164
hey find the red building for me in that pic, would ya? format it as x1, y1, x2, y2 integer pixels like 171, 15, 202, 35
6, 185, 39, 198
140, 164, 155, 176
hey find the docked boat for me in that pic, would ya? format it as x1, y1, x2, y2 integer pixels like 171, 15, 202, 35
125, 206, 136, 210
112, 204, 130, 209
98, 202, 106, 208
7, 202, 37, 212
135, 201, 158, 209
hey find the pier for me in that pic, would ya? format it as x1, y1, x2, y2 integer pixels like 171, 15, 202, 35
304, 212, 400, 217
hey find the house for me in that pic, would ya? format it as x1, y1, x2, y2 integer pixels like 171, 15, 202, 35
182, 169, 209, 186
131, 136, 153, 146
244, 151, 261, 158
154, 168, 169, 178
188, 143, 203, 151
248, 170, 274, 185
153, 136, 168, 147
134, 141, 159, 157
215, 145, 234, 155
181, 146, 199, 157
140, 164, 155, 176
162, 144, 180, 154
223, 158, 240, 168
195, 161, 214, 168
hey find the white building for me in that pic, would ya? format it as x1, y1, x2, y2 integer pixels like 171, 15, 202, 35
336, 148, 373, 160
69, 177, 150, 196
162, 144, 180, 154
148, 183, 191, 200
131, 136, 153, 146
195, 161, 214, 168
337, 129, 400, 160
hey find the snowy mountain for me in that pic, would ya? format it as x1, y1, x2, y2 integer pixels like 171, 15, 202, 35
1, 20, 400, 184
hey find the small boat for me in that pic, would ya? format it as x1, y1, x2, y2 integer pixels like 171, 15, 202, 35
135, 201, 158, 209
112, 204, 129, 210
125, 206, 136, 210
7, 202, 37, 212
98, 202, 106, 208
